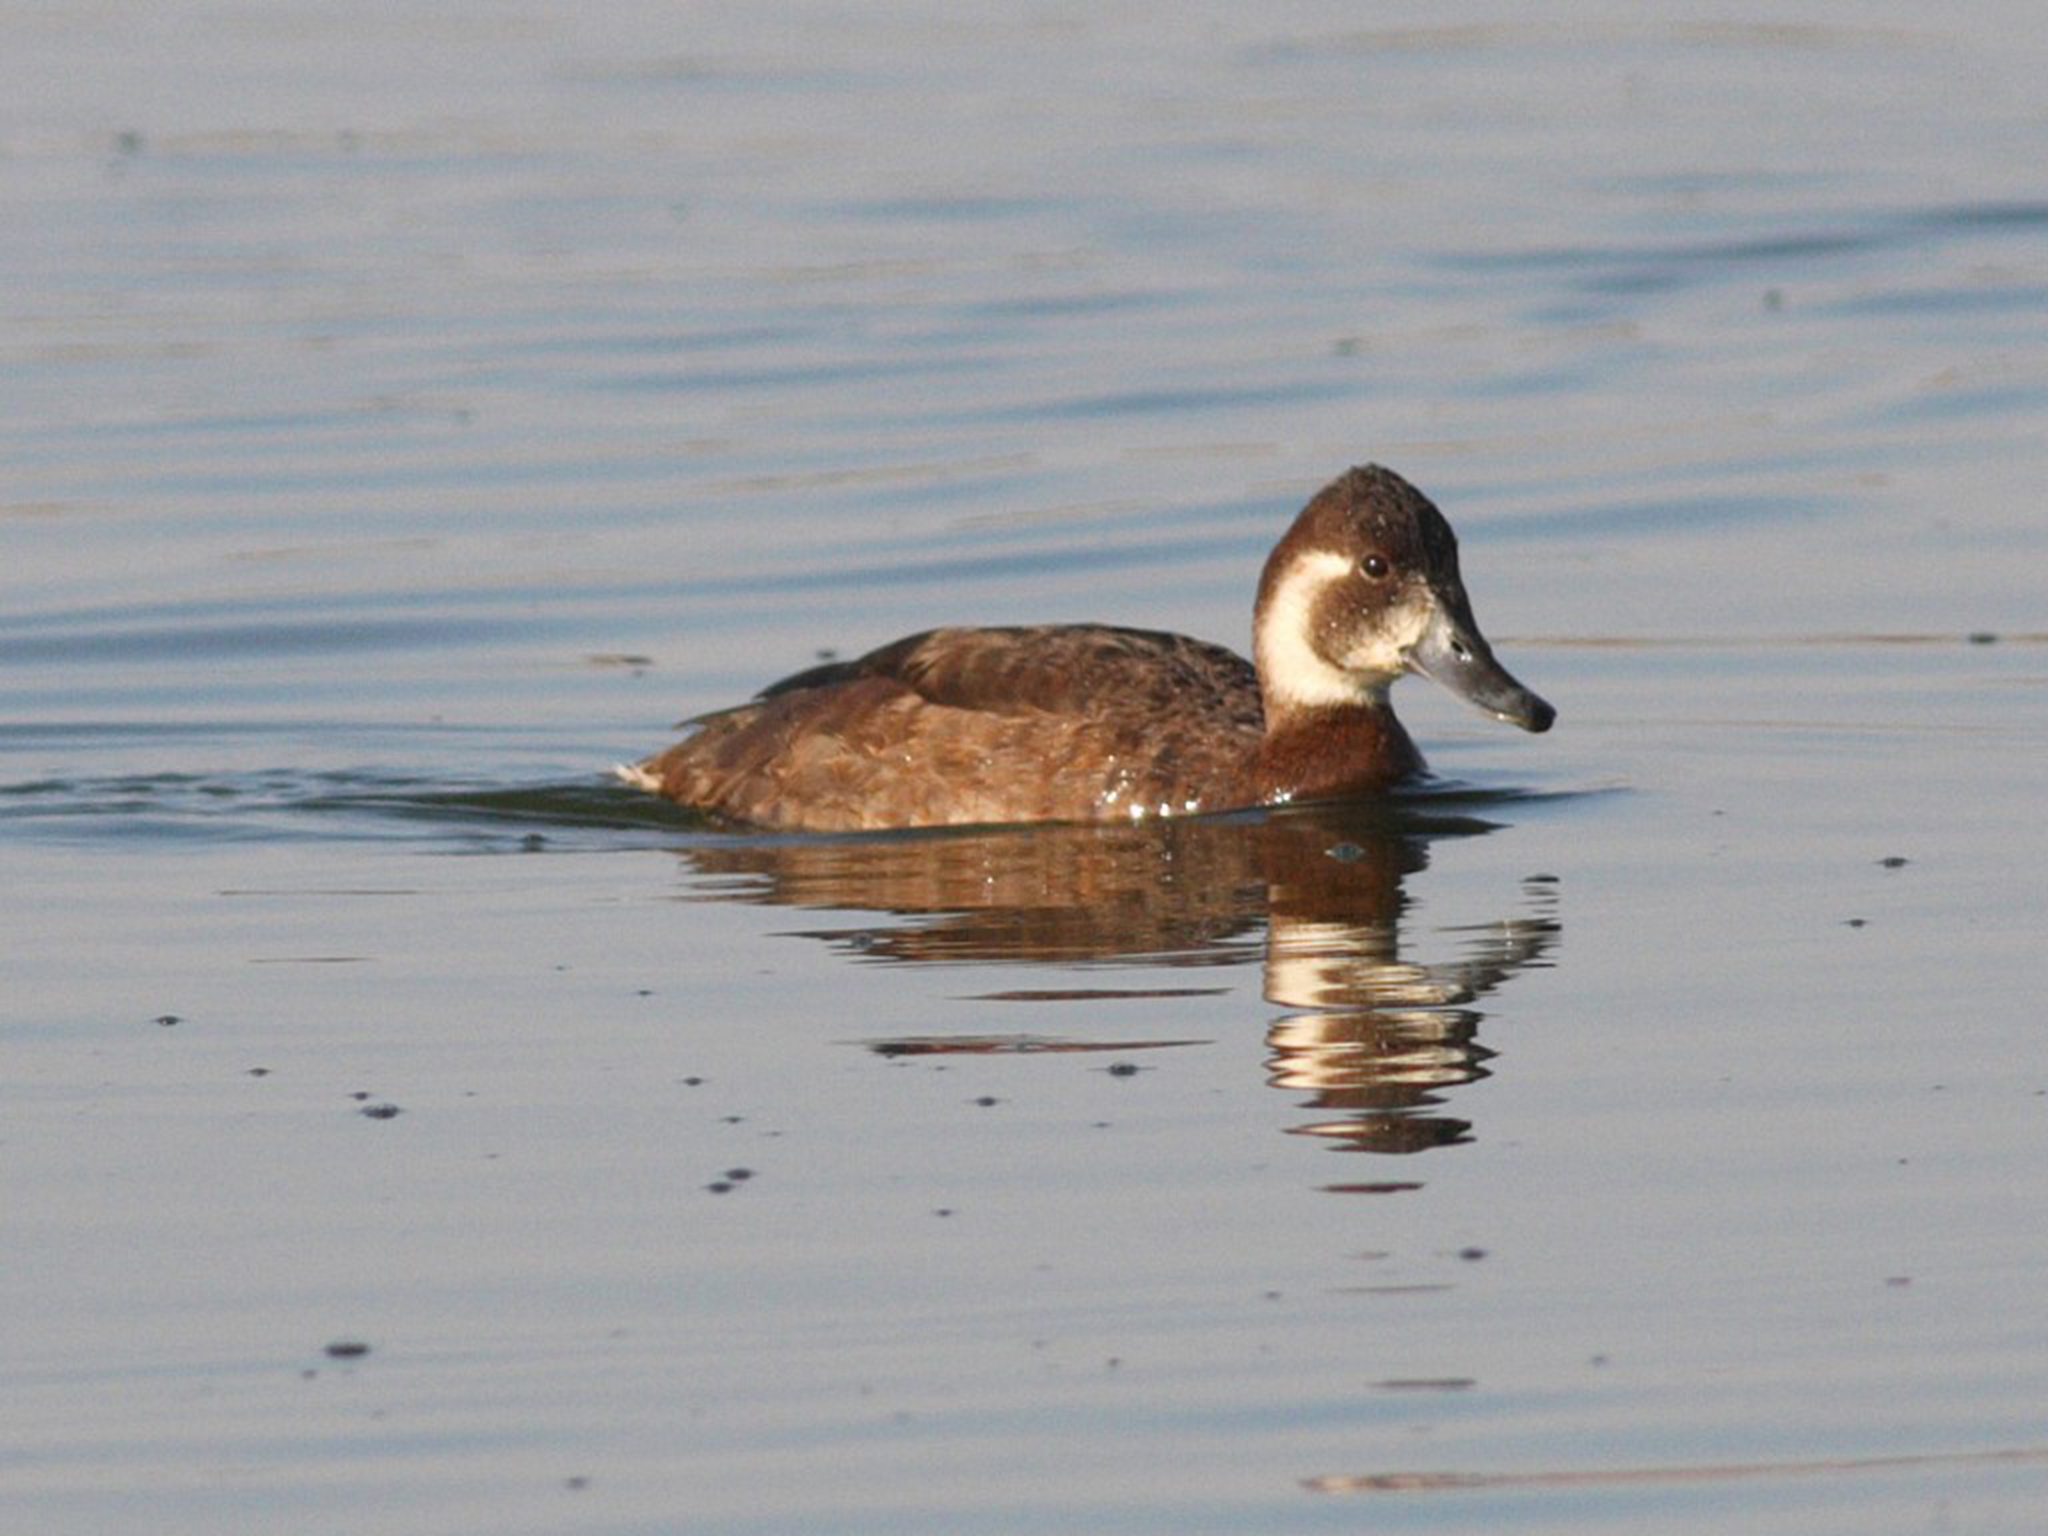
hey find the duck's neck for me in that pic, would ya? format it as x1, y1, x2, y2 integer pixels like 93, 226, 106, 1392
1251, 697, 1424, 805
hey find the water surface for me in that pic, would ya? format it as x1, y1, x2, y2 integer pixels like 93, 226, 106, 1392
6, 4, 2048, 1533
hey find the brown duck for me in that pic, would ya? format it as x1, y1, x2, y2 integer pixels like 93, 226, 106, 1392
619, 465, 1554, 830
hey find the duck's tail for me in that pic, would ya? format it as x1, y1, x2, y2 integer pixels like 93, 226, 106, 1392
612, 761, 661, 793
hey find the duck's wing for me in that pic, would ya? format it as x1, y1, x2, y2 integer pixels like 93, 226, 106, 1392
759, 625, 1259, 724
637, 624, 1267, 828
752, 629, 943, 700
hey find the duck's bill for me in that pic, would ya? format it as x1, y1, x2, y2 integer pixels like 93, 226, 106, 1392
1407, 607, 1556, 733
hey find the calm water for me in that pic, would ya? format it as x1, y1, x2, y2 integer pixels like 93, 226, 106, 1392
6, 4, 2048, 1532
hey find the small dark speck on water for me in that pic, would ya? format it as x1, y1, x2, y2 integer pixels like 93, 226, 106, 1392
247, 1066, 270, 1077
359, 1102, 403, 1120
154, 1014, 180, 1027
1459, 1247, 1488, 1262
1845, 918, 1868, 928
681, 1076, 704, 1086
1967, 631, 1999, 645
706, 1180, 734, 1194
1108, 1061, 1140, 1077
565, 1476, 591, 1492
973, 1095, 1001, 1108
725, 1167, 754, 1181
1879, 855, 1910, 868
324, 1340, 370, 1359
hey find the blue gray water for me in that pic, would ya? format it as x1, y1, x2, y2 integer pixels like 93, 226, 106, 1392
6, 5, 2047, 1533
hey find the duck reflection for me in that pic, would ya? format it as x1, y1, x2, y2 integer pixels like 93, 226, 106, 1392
672, 798, 1557, 1157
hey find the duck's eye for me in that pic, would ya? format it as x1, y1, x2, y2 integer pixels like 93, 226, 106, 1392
1361, 554, 1391, 580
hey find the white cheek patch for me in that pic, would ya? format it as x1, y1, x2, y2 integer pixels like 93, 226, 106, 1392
1256, 550, 1377, 709
1257, 549, 1436, 709
1336, 587, 1433, 678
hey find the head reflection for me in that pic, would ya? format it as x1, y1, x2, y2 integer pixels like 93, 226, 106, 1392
668, 799, 1557, 1162
1262, 838, 1558, 1158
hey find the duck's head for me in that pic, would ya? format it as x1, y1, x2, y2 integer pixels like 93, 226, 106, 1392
1252, 465, 1555, 732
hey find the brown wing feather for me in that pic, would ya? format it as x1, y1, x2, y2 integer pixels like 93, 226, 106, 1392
765, 625, 1260, 722
635, 625, 1267, 830
752, 630, 939, 701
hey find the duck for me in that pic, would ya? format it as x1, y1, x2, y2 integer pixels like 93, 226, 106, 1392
618, 464, 1554, 831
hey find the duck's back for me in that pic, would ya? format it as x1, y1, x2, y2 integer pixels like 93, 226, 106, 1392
630, 625, 1265, 830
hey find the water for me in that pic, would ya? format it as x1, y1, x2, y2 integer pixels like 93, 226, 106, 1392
6, 3, 2048, 1532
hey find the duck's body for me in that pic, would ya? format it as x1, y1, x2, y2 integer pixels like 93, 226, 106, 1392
620, 465, 1552, 831
625, 623, 1419, 831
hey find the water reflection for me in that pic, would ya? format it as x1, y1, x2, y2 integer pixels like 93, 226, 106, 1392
1265, 872, 1558, 1160
675, 798, 1558, 1158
